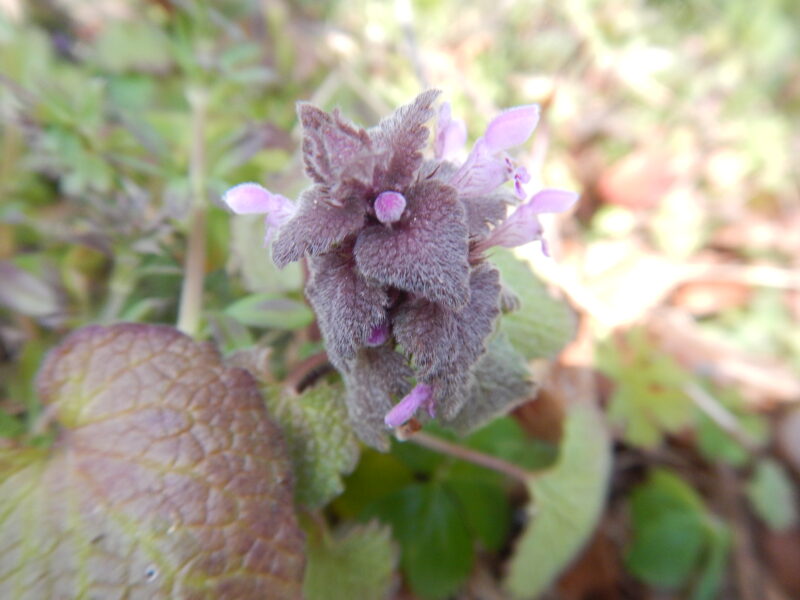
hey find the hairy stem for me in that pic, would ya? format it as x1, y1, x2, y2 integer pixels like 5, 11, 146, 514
177, 88, 209, 337
409, 431, 534, 484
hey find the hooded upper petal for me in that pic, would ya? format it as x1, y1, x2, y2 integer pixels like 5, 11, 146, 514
434, 102, 467, 160
483, 104, 540, 152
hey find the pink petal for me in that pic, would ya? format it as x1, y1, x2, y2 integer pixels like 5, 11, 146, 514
366, 321, 390, 346
374, 191, 407, 224
384, 383, 433, 428
528, 188, 579, 214
448, 140, 509, 197
223, 182, 276, 214
483, 105, 540, 153
435, 103, 468, 160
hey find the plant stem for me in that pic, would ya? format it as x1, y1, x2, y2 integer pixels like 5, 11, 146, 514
409, 431, 535, 484
177, 87, 209, 337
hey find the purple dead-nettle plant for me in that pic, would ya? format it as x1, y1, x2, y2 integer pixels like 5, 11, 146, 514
224, 90, 578, 448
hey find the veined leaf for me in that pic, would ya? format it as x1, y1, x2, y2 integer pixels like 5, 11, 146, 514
0, 324, 305, 599
265, 383, 360, 508
304, 520, 398, 600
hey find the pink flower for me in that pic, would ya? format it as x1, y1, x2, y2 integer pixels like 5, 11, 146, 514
222, 182, 296, 245
474, 188, 579, 256
434, 102, 468, 160
384, 383, 434, 428
448, 104, 540, 198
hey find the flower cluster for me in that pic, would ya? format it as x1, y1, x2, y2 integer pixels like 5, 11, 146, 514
224, 91, 577, 448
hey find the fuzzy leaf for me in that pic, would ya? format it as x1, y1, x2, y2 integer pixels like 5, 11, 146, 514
393, 262, 501, 419
491, 249, 576, 359
0, 324, 304, 599
505, 402, 611, 599
445, 334, 535, 434
342, 346, 413, 450
298, 103, 372, 184
265, 383, 360, 508
272, 186, 366, 267
304, 521, 398, 600
354, 179, 470, 309
370, 89, 440, 191
306, 250, 389, 368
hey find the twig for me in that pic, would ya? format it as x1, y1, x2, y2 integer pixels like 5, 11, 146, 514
684, 382, 760, 453
176, 88, 209, 337
284, 351, 333, 393
409, 431, 534, 484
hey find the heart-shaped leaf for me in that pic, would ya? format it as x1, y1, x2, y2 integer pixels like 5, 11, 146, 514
0, 324, 305, 599
505, 401, 612, 598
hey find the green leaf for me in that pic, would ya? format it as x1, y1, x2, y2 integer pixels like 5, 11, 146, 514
228, 214, 303, 294
224, 292, 313, 330
304, 520, 398, 600
331, 450, 415, 520
445, 334, 535, 435
745, 458, 799, 531
265, 383, 360, 508
695, 387, 769, 467
0, 260, 62, 319
0, 324, 305, 599
505, 402, 612, 598
0, 410, 24, 438
447, 477, 511, 552
491, 249, 576, 359
465, 417, 558, 471
366, 482, 474, 600
625, 469, 730, 597
600, 328, 694, 448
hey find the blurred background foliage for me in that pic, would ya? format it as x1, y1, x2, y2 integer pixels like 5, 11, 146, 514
1, 0, 799, 598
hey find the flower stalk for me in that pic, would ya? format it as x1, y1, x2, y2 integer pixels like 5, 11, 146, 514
177, 87, 209, 337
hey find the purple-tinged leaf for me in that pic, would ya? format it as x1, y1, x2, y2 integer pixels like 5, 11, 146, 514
461, 189, 517, 237
393, 263, 501, 419
445, 334, 535, 434
341, 346, 413, 450
306, 251, 389, 369
0, 324, 304, 599
272, 186, 366, 267
370, 89, 441, 191
298, 103, 372, 184
354, 179, 470, 309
